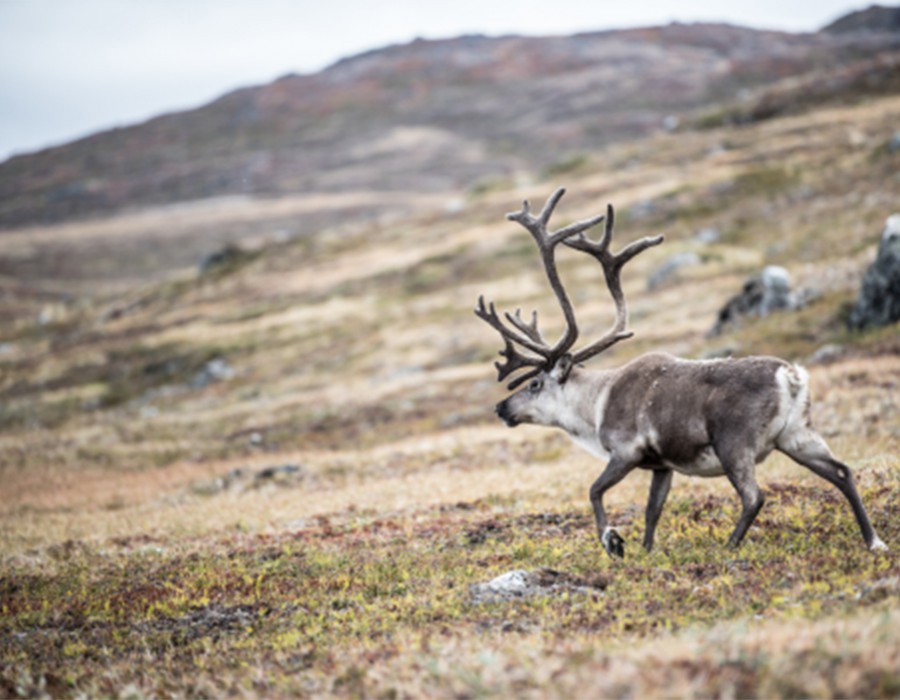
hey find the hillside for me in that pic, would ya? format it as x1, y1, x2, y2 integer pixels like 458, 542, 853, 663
1, 20, 899, 231
1, 77, 899, 695
1, 7, 900, 696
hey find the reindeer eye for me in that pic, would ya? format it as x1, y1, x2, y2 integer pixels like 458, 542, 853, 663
529, 378, 543, 393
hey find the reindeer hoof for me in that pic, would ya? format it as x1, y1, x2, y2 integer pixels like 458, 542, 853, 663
870, 536, 889, 552
602, 528, 625, 558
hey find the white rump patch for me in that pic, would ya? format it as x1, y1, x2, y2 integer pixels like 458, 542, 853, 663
771, 364, 810, 446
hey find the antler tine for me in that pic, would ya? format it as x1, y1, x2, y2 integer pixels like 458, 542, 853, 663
506, 187, 571, 245
565, 205, 664, 266
615, 235, 666, 267
502, 187, 581, 358
505, 308, 547, 346
552, 211, 608, 245
564, 204, 615, 260
563, 203, 664, 364
475, 295, 552, 357
537, 187, 566, 228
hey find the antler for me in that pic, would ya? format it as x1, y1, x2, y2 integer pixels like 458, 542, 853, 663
563, 204, 664, 364
474, 297, 548, 387
475, 188, 663, 388
475, 187, 607, 389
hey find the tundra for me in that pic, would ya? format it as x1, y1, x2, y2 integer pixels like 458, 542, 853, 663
475, 188, 887, 558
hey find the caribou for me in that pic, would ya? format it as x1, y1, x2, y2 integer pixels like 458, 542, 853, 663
475, 187, 887, 558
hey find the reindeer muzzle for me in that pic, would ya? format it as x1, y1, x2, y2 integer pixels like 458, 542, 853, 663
495, 400, 519, 427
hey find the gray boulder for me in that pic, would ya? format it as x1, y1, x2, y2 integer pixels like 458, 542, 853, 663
694, 227, 722, 245
191, 357, 235, 387
710, 265, 799, 336
889, 132, 900, 154
647, 251, 702, 290
848, 215, 900, 330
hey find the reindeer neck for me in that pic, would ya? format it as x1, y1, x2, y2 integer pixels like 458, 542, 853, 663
561, 367, 614, 438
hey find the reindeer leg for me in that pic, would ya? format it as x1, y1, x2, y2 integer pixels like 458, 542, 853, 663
589, 456, 636, 558
643, 468, 673, 552
779, 430, 886, 551
718, 453, 765, 548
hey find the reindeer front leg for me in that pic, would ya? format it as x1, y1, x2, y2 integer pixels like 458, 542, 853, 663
589, 456, 636, 558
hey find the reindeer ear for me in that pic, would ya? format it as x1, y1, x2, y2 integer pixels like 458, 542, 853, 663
552, 354, 574, 383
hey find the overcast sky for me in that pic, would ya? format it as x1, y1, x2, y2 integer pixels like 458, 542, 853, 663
0, 0, 865, 161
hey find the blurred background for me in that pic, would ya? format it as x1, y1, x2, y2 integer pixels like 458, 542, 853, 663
2, 3, 899, 695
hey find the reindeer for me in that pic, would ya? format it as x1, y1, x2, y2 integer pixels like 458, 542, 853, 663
475, 187, 887, 558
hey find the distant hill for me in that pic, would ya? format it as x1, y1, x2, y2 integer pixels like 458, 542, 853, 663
823, 4, 900, 33
1, 11, 899, 229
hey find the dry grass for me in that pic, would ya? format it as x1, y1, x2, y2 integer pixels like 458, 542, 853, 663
1, 95, 899, 698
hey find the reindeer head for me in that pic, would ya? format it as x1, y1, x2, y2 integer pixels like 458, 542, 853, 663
494, 354, 576, 428
475, 188, 663, 426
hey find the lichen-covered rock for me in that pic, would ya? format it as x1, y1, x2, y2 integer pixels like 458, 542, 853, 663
848, 215, 900, 330
709, 265, 799, 336
468, 568, 608, 604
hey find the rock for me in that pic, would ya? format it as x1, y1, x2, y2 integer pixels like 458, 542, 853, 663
256, 463, 303, 481
191, 358, 235, 387
468, 568, 608, 604
808, 343, 844, 365
470, 570, 532, 603
647, 251, 702, 290
627, 199, 657, 221
444, 198, 465, 213
198, 244, 248, 275
191, 463, 307, 495
37, 303, 69, 326
694, 227, 721, 245
889, 132, 900, 154
710, 265, 799, 336
662, 114, 680, 132
856, 576, 900, 605
848, 214, 900, 330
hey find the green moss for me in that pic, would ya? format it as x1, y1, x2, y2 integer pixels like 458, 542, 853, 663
3, 475, 898, 697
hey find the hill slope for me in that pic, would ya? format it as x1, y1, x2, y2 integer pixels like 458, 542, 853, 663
1, 20, 899, 228
0, 12, 899, 698
1, 91, 899, 697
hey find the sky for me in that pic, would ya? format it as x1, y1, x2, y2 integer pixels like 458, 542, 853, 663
0, 0, 866, 162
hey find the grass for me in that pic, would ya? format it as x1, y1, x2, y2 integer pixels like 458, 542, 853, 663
2, 473, 899, 697
1, 95, 899, 697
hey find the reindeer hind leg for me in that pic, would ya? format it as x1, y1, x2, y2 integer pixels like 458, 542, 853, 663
643, 468, 673, 552
778, 427, 886, 551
